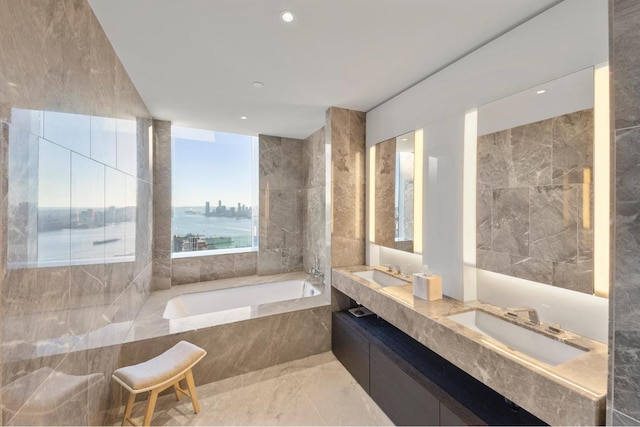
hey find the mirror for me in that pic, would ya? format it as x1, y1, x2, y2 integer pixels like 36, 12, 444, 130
372, 131, 419, 253
476, 66, 608, 296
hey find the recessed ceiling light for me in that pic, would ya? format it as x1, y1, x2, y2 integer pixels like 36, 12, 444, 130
536, 89, 546, 95
240, 116, 248, 120
280, 11, 294, 23
7, 82, 17, 87
252, 81, 264, 89
401, 138, 408, 141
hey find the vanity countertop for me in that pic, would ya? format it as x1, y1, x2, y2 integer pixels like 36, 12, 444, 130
332, 266, 607, 426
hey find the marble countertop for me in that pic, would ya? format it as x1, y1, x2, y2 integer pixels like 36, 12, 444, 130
332, 266, 607, 426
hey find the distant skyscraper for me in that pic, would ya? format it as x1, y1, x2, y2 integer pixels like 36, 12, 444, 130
218, 200, 222, 208
205, 201, 210, 216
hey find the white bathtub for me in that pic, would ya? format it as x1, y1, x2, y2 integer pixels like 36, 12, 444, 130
163, 279, 322, 320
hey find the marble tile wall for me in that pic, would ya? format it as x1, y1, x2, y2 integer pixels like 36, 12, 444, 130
303, 127, 327, 277
374, 137, 396, 248
327, 107, 366, 268
172, 252, 257, 285
0, 0, 153, 424
152, 120, 172, 291
476, 109, 594, 294
609, 0, 640, 424
257, 135, 305, 275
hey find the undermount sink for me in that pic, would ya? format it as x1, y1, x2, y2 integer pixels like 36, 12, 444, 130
352, 270, 408, 287
447, 310, 587, 366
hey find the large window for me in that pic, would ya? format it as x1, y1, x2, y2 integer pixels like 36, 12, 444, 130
171, 126, 258, 256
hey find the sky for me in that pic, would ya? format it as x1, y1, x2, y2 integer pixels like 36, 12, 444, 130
171, 128, 257, 208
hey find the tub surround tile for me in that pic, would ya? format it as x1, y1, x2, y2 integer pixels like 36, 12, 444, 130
332, 267, 607, 426
612, 409, 640, 426
476, 189, 492, 250
119, 305, 330, 387
258, 134, 305, 275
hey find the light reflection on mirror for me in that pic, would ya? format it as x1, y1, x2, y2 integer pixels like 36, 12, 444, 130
6, 108, 139, 268
372, 130, 420, 254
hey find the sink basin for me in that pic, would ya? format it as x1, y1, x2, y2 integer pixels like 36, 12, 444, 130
447, 310, 587, 366
352, 270, 408, 287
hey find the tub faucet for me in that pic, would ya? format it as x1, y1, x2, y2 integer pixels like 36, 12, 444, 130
309, 256, 324, 278
506, 306, 540, 324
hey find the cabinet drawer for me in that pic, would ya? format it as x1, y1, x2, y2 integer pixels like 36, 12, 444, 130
332, 315, 370, 392
370, 346, 440, 426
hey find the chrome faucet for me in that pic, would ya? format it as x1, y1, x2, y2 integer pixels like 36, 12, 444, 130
382, 264, 401, 275
309, 256, 324, 278
506, 306, 540, 324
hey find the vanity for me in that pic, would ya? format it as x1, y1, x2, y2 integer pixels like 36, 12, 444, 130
331, 266, 607, 426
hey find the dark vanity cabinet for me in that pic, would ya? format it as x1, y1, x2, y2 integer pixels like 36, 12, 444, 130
331, 310, 547, 426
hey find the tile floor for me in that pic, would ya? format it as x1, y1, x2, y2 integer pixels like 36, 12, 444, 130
118, 352, 392, 426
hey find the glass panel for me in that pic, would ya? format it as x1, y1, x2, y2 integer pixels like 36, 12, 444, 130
37, 140, 71, 266
104, 167, 126, 261
125, 174, 137, 256
90, 116, 117, 167
171, 127, 257, 255
7, 126, 40, 266
42, 111, 90, 156
117, 118, 137, 176
70, 153, 105, 263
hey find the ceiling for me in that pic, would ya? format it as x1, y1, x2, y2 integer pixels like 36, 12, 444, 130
88, 0, 562, 139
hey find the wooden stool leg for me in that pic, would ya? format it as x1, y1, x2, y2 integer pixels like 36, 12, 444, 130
142, 389, 159, 426
174, 380, 182, 401
184, 369, 201, 414
122, 392, 136, 426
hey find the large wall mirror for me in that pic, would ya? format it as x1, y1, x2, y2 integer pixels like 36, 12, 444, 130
370, 130, 423, 254
476, 65, 609, 297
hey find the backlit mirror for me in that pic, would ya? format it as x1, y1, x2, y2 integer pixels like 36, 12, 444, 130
475, 65, 609, 297
371, 130, 422, 254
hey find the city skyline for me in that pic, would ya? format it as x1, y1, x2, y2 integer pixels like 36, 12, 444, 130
172, 128, 257, 207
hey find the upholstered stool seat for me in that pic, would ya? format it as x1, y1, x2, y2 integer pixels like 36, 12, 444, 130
112, 341, 207, 426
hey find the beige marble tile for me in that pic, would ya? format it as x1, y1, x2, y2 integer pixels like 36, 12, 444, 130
114, 352, 391, 426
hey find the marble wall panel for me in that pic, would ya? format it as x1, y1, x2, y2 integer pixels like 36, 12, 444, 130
171, 253, 258, 286
328, 107, 366, 268
0, 0, 47, 111
612, 0, 640, 130
608, 2, 640, 420
0, 1, 153, 424
477, 109, 594, 294
152, 120, 172, 291
257, 134, 305, 275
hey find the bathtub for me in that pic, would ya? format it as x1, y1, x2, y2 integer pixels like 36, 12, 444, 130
163, 279, 322, 320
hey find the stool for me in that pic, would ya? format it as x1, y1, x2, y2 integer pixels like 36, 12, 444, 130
112, 341, 207, 426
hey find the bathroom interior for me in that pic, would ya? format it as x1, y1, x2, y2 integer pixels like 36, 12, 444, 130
0, 0, 638, 425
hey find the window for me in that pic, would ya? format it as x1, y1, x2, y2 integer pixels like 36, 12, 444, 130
171, 126, 258, 256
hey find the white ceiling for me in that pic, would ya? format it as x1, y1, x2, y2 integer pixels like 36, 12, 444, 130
88, 0, 562, 139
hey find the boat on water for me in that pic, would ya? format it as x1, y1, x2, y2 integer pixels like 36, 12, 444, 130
93, 238, 120, 245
